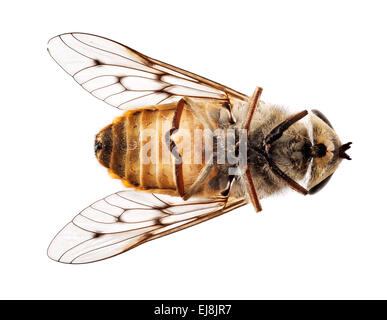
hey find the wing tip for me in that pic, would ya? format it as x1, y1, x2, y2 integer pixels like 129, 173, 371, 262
46, 244, 63, 264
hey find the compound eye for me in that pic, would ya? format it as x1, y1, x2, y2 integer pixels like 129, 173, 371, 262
308, 173, 333, 194
311, 109, 333, 129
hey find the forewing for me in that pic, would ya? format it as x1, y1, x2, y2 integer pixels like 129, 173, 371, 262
48, 190, 246, 264
47, 33, 249, 109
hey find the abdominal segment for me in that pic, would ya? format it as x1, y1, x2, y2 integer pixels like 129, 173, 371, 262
96, 102, 208, 196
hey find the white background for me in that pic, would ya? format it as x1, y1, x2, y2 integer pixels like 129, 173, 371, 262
1, 0, 386, 299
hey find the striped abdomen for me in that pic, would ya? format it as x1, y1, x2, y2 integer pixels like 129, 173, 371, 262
95, 102, 206, 195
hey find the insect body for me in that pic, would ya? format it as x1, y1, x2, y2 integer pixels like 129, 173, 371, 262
95, 100, 232, 199
47, 33, 351, 264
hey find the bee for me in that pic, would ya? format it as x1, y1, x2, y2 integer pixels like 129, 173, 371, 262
47, 33, 351, 264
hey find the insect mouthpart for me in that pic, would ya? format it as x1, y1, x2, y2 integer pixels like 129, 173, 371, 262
311, 143, 327, 158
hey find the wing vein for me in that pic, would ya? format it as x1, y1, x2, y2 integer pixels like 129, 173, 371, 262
72, 33, 150, 69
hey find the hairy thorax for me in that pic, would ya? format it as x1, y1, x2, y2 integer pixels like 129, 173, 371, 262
247, 102, 312, 198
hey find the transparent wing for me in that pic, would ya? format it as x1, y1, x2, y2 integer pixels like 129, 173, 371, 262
47, 33, 249, 110
48, 190, 246, 264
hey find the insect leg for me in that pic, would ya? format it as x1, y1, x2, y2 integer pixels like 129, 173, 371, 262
244, 166, 262, 212
183, 97, 216, 131
182, 158, 214, 200
166, 98, 220, 199
263, 110, 308, 151
220, 175, 236, 197
241, 87, 263, 212
243, 87, 263, 130
222, 98, 236, 124
165, 99, 186, 197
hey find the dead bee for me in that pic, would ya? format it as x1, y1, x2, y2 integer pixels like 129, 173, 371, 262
47, 33, 351, 264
